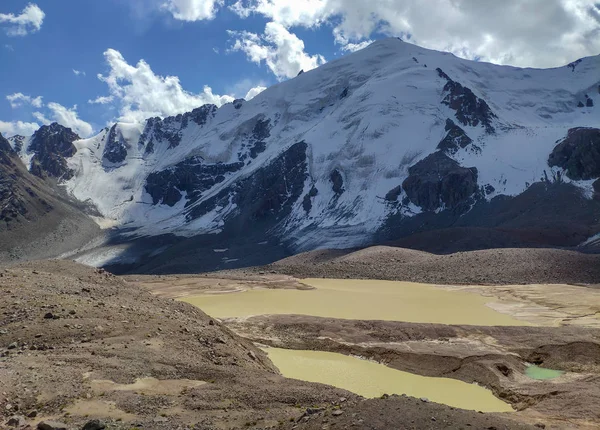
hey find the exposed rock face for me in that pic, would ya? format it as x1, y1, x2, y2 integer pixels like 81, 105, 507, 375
187, 141, 309, 229
103, 125, 128, 164
548, 127, 600, 180
248, 119, 271, 159
402, 151, 479, 212
0, 133, 52, 226
28, 123, 79, 179
593, 179, 600, 200
385, 185, 403, 202
586, 96, 594, 107
330, 169, 345, 195
145, 159, 244, 207
139, 104, 219, 153
302, 186, 319, 213
437, 119, 476, 155
437, 68, 496, 133
7, 135, 25, 152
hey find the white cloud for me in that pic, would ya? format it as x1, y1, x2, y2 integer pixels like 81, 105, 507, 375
73, 69, 86, 77
44, 103, 93, 137
244, 86, 267, 100
162, 0, 223, 21
96, 48, 235, 123
6, 93, 43, 109
88, 95, 115, 105
229, 22, 326, 80
0, 120, 40, 137
32, 105, 93, 138
32, 111, 50, 125
0, 3, 45, 37
340, 40, 373, 52
231, 0, 600, 68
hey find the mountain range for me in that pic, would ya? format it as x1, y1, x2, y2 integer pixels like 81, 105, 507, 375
1, 38, 599, 273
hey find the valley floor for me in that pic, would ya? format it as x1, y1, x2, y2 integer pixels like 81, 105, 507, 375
2, 246, 600, 429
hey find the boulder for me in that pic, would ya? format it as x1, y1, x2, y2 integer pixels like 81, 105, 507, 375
38, 421, 69, 430
81, 420, 106, 430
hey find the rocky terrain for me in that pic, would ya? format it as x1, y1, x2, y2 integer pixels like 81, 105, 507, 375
131, 258, 600, 430
0, 260, 540, 430
0, 133, 100, 264
259, 246, 600, 286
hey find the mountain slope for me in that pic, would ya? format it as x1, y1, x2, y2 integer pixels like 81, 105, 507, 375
0, 131, 100, 263
6, 38, 600, 271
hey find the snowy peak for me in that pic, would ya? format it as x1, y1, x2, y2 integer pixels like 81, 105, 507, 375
7, 39, 600, 262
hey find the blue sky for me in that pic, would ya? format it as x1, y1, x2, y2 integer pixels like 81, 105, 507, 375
1, 0, 598, 138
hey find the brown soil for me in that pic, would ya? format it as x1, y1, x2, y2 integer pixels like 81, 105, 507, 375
0, 260, 537, 430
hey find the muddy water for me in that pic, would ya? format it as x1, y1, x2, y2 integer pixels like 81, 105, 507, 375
264, 348, 513, 412
182, 278, 528, 326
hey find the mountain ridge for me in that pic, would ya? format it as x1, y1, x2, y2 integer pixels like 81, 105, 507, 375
3, 38, 600, 272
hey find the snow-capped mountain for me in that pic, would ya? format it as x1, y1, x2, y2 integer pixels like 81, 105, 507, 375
6, 38, 600, 271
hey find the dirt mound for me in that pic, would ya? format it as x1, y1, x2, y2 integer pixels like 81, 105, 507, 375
269, 246, 600, 285
283, 395, 535, 430
0, 260, 353, 429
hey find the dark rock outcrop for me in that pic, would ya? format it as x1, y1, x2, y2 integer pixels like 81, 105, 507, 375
145, 158, 244, 207
0, 133, 51, 225
586, 96, 594, 107
28, 123, 79, 180
437, 119, 476, 154
330, 169, 345, 195
402, 151, 479, 212
593, 179, 600, 200
103, 125, 128, 164
187, 141, 309, 229
548, 127, 600, 180
385, 185, 403, 202
436, 68, 496, 133
7, 135, 25, 152
139, 104, 218, 153
567, 59, 582, 72
302, 186, 319, 213
249, 119, 271, 159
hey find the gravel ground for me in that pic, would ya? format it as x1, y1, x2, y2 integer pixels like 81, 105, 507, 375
259, 246, 600, 286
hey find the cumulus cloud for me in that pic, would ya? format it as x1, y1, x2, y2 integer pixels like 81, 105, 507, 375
96, 48, 236, 123
340, 40, 374, 52
0, 3, 45, 37
30, 104, 93, 137
231, 0, 600, 68
88, 95, 115, 105
73, 69, 86, 77
32, 111, 50, 125
244, 86, 267, 100
44, 103, 93, 137
229, 22, 326, 80
162, 0, 223, 21
0, 120, 40, 137
7, 93, 43, 109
